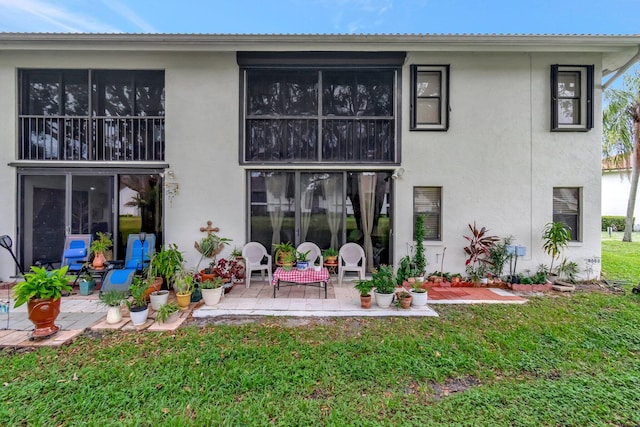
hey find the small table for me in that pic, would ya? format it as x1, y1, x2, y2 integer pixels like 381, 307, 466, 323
323, 261, 338, 276
272, 267, 330, 298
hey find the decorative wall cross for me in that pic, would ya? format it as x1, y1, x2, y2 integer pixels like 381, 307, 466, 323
199, 220, 220, 236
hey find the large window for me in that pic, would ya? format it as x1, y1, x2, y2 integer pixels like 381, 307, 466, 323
241, 54, 402, 164
19, 69, 165, 161
410, 65, 449, 131
413, 186, 441, 240
553, 187, 580, 241
550, 65, 593, 131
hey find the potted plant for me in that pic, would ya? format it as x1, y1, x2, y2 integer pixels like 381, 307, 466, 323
98, 289, 127, 324
155, 301, 180, 324
395, 290, 412, 309
90, 231, 113, 270
542, 221, 572, 282
296, 249, 311, 270
149, 287, 170, 311
413, 215, 427, 278
409, 281, 428, 307
463, 222, 498, 285
208, 257, 244, 293
273, 241, 295, 266
322, 248, 338, 265
78, 269, 95, 296
149, 244, 184, 290
354, 279, 375, 309
195, 232, 231, 272
372, 264, 397, 308
174, 271, 195, 309
280, 252, 295, 271
200, 277, 224, 306
127, 277, 150, 326
395, 255, 413, 286
12, 265, 73, 339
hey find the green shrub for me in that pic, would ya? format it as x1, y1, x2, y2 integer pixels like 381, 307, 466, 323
602, 216, 630, 232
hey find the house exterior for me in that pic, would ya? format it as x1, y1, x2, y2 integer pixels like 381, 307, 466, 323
1, 33, 639, 281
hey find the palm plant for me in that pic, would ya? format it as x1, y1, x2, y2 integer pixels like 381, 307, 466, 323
603, 70, 640, 242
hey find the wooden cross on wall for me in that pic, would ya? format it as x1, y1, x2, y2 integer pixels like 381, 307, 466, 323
199, 220, 219, 236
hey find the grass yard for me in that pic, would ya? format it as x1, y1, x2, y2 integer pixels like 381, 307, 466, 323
1, 239, 640, 426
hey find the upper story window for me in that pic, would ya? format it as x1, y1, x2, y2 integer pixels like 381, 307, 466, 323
550, 65, 593, 132
19, 69, 165, 161
553, 187, 581, 241
239, 52, 404, 164
414, 186, 442, 240
410, 65, 450, 131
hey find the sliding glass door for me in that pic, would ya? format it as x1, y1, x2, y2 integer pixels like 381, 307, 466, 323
18, 170, 162, 270
248, 170, 392, 270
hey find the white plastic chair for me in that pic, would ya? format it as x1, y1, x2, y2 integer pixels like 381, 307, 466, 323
242, 242, 272, 288
338, 243, 366, 286
296, 242, 323, 267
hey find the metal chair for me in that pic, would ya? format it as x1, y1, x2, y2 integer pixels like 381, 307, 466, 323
242, 242, 272, 289
338, 243, 366, 286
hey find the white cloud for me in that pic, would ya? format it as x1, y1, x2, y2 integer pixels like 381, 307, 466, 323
100, 0, 156, 33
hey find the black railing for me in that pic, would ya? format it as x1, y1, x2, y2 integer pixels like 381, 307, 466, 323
19, 116, 165, 161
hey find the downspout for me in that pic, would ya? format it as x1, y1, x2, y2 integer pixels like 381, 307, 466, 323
602, 45, 640, 90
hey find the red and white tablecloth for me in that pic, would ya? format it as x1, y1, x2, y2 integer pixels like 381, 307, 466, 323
272, 267, 330, 286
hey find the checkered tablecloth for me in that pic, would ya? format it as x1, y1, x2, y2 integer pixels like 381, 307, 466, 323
272, 267, 330, 286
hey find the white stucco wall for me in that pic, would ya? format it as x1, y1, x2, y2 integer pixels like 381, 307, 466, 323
0, 43, 606, 280
602, 170, 640, 228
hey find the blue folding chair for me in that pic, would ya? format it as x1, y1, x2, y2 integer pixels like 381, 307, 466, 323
100, 233, 156, 293
36, 234, 92, 284
100, 268, 136, 293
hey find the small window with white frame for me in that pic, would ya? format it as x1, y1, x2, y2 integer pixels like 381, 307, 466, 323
550, 65, 593, 131
553, 187, 581, 241
413, 186, 441, 240
410, 65, 449, 131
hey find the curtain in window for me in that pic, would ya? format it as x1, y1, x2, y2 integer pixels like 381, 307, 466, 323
358, 173, 377, 271
266, 173, 287, 250
322, 175, 342, 250
300, 182, 314, 242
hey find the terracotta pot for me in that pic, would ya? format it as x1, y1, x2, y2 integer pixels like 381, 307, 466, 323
27, 297, 61, 338
399, 296, 412, 309
92, 252, 107, 270
360, 294, 372, 309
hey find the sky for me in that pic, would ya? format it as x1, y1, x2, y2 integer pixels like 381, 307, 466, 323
0, 0, 638, 35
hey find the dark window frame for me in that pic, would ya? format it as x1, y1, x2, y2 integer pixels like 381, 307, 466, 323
413, 186, 442, 241
553, 187, 581, 242
239, 52, 405, 165
550, 65, 594, 132
410, 64, 450, 131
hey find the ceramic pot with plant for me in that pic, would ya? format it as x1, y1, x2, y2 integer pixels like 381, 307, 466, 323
175, 272, 195, 309
322, 248, 338, 265
296, 249, 311, 270
409, 282, 428, 307
372, 265, 397, 308
354, 279, 375, 309
273, 241, 295, 266
155, 302, 180, 324
78, 270, 95, 296
200, 277, 224, 306
12, 265, 73, 339
395, 290, 412, 309
90, 232, 113, 270
127, 277, 150, 326
149, 289, 170, 311
99, 289, 127, 324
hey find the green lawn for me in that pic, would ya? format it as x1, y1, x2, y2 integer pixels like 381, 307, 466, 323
601, 231, 640, 283
2, 241, 640, 426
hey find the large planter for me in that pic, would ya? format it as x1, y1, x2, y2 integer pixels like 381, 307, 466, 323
129, 305, 149, 326
374, 291, 394, 308
201, 287, 223, 306
176, 292, 192, 310
27, 297, 61, 339
149, 290, 169, 311
106, 306, 122, 324
410, 289, 428, 307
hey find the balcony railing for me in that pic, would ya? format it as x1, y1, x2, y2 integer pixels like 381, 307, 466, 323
18, 116, 165, 161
